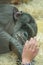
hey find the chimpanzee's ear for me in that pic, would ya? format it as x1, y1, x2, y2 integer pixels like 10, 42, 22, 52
13, 7, 19, 14
13, 7, 23, 22
13, 7, 19, 22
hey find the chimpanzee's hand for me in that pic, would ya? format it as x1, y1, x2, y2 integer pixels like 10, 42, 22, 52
22, 37, 39, 64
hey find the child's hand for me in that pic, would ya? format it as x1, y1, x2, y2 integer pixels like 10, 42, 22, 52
22, 37, 39, 64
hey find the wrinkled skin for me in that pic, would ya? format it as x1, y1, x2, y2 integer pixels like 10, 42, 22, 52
0, 4, 37, 64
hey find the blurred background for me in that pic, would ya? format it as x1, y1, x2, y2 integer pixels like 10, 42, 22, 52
0, 0, 43, 65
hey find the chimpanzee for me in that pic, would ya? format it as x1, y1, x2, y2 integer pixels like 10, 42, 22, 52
0, 4, 37, 64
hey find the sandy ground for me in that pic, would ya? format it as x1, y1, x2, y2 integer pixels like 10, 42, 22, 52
0, 0, 43, 65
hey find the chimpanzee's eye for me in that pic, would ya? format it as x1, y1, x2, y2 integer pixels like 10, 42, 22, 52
24, 32, 28, 38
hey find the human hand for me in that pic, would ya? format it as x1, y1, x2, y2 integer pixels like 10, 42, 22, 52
22, 37, 39, 64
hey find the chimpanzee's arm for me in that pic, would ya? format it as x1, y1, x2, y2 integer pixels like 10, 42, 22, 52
0, 27, 23, 56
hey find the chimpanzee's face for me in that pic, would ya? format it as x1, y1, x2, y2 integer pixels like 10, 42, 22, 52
13, 20, 37, 45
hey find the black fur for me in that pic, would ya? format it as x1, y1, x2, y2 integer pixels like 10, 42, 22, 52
0, 5, 37, 63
